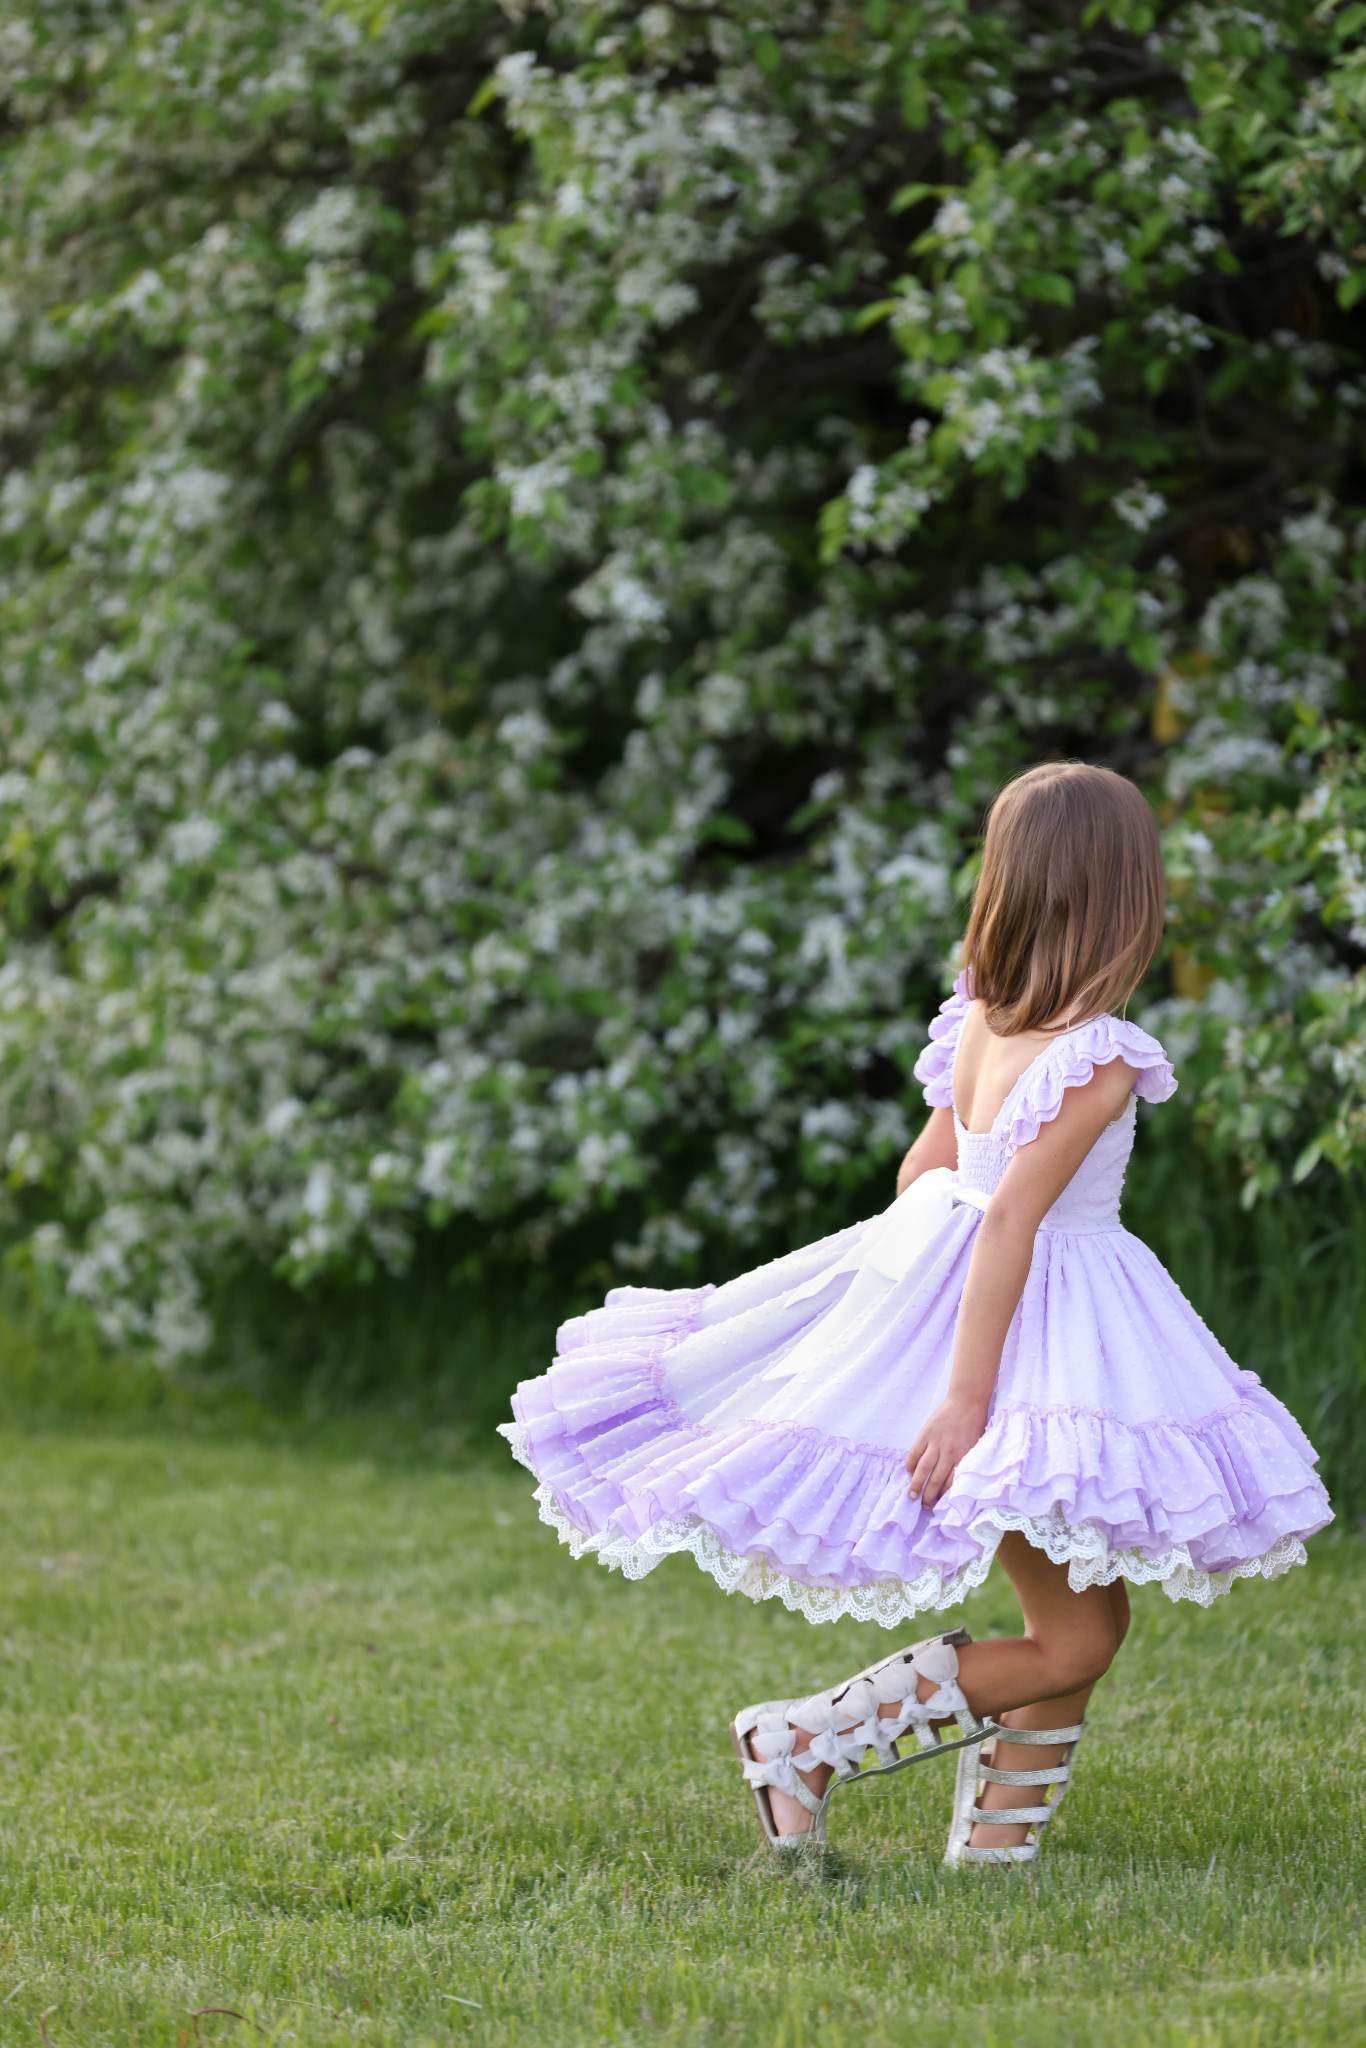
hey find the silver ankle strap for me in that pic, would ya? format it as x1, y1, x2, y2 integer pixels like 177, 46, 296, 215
984, 1719, 1083, 1745
979, 1762, 1072, 1786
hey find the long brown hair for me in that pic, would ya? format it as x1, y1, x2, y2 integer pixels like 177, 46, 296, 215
960, 762, 1165, 1036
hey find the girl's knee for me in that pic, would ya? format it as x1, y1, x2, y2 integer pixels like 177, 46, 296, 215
1035, 1604, 1121, 1691
1057, 1641, 1113, 1691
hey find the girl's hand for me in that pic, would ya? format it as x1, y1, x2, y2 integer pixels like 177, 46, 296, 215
905, 1395, 989, 1509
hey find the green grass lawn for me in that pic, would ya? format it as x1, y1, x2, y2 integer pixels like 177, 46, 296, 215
0, 1421, 1362, 2048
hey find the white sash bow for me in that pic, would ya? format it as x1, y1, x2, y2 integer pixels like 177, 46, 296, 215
757, 1168, 989, 1388
859, 1166, 989, 1284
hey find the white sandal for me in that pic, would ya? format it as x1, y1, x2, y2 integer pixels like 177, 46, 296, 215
943, 1715, 1085, 1867
730, 1626, 989, 1853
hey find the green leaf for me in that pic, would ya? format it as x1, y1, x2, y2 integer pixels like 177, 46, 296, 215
467, 71, 502, 116
1127, 630, 1164, 673
818, 496, 851, 564
1331, 1, 1366, 37
700, 813, 756, 848
1292, 1139, 1324, 1184
753, 32, 782, 76
900, 66, 929, 129
1020, 272, 1074, 306
1096, 590, 1137, 649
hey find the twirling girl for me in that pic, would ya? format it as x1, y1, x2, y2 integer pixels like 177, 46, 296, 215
501, 762, 1332, 1865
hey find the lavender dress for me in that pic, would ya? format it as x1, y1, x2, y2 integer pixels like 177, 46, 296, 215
499, 974, 1333, 1624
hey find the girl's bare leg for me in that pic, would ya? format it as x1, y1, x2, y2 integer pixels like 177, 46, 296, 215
965, 1569, 1130, 1850
753, 1534, 1128, 1840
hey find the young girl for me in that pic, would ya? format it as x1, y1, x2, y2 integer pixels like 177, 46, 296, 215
499, 762, 1333, 1865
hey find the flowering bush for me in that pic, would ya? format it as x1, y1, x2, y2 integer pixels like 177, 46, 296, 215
2, 0, 1365, 1360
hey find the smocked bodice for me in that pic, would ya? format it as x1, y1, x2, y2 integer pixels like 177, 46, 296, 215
912, 969, 1177, 1238
953, 1096, 1138, 1234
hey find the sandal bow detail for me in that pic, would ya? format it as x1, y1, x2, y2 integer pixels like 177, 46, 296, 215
730, 1627, 990, 1854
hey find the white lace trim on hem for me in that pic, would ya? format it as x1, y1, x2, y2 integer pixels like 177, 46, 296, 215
498, 1422, 1310, 1625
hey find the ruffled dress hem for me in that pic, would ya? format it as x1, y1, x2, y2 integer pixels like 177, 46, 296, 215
498, 1277, 1329, 1623
498, 1419, 1311, 1624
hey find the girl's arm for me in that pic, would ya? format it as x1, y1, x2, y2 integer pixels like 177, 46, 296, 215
905, 1059, 1139, 1508
895, 1106, 957, 1194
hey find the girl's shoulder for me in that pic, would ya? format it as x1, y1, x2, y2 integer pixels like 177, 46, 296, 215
997, 1011, 1177, 1153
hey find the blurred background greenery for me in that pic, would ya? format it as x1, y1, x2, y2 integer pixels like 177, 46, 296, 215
1, 1, 1364, 1509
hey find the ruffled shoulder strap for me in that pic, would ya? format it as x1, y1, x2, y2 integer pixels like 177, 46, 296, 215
912, 968, 974, 1110
1000, 1014, 1177, 1154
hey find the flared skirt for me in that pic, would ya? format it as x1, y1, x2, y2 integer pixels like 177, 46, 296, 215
499, 1207, 1334, 1623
